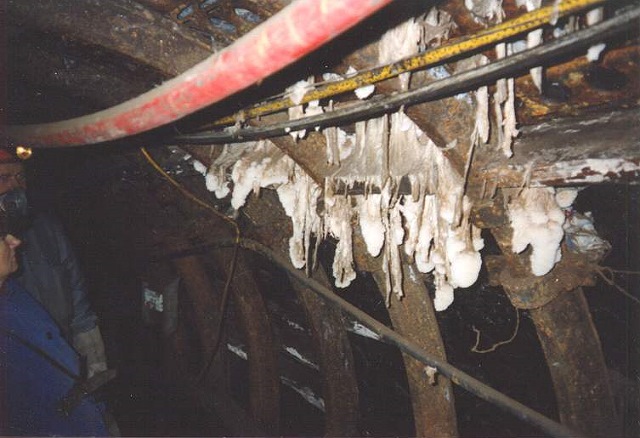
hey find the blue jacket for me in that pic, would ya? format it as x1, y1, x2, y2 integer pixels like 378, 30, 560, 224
15, 213, 97, 340
0, 279, 108, 436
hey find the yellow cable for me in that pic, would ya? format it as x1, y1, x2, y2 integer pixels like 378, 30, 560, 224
139, 147, 240, 242
210, 0, 606, 127
140, 146, 242, 383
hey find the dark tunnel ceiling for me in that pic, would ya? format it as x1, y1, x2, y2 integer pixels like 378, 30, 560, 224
6, 0, 640, 127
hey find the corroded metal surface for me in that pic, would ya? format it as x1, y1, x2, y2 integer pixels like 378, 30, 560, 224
370, 263, 459, 437
485, 252, 598, 310
471, 109, 640, 193
244, 191, 360, 436
172, 256, 221, 358
294, 272, 360, 437
530, 288, 620, 437
354, 225, 458, 437
6, 0, 639, 435
490, 225, 620, 436
515, 46, 640, 125
210, 248, 281, 434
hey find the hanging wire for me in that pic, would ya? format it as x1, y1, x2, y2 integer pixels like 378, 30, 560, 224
139, 147, 239, 383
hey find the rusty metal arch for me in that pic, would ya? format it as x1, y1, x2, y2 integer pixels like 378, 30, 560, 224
487, 217, 620, 437
243, 192, 360, 436
169, 250, 281, 434
369, 265, 458, 437
351, 233, 458, 437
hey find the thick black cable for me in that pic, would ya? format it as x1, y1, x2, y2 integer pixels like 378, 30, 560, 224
173, 6, 640, 145
153, 238, 579, 438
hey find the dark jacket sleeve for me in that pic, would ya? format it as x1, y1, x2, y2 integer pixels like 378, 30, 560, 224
16, 213, 98, 339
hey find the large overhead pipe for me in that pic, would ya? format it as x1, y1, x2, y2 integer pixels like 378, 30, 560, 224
6, 0, 393, 148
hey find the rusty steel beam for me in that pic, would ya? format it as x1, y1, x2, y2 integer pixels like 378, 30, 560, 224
210, 248, 281, 435
173, 256, 221, 356
353, 230, 458, 437
370, 262, 458, 437
471, 109, 640, 193
490, 224, 620, 437
530, 288, 620, 437
243, 191, 360, 437
162, 235, 281, 433
294, 269, 360, 437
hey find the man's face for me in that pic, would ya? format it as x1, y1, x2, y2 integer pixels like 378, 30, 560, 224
0, 163, 26, 195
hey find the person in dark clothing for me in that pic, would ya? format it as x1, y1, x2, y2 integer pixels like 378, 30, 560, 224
0, 148, 108, 378
0, 203, 110, 436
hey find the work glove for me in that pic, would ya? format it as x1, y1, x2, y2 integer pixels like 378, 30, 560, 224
73, 326, 108, 379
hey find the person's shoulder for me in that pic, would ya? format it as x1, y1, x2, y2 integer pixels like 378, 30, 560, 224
23, 211, 70, 252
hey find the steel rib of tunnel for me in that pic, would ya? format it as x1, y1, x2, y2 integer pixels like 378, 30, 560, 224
155, 238, 579, 438
6, 0, 394, 147
173, 4, 640, 144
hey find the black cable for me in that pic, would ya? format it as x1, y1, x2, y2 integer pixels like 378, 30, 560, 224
173, 5, 640, 145
194, 241, 239, 384
154, 237, 578, 438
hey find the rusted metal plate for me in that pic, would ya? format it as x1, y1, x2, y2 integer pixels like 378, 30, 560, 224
210, 248, 281, 434
471, 109, 640, 193
515, 46, 640, 125
485, 252, 598, 310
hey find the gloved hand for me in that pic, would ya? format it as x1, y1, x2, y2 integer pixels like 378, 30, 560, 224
73, 326, 108, 379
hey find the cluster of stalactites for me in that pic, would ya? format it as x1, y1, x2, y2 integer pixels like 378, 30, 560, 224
195, 113, 484, 312
506, 187, 567, 276
193, 6, 491, 311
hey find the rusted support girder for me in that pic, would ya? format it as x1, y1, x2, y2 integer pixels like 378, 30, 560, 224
172, 256, 221, 356
210, 248, 281, 434
243, 191, 360, 437
530, 287, 620, 437
295, 270, 361, 437
353, 228, 458, 437
142, 212, 281, 432
490, 221, 620, 437
369, 262, 459, 437
471, 109, 640, 193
